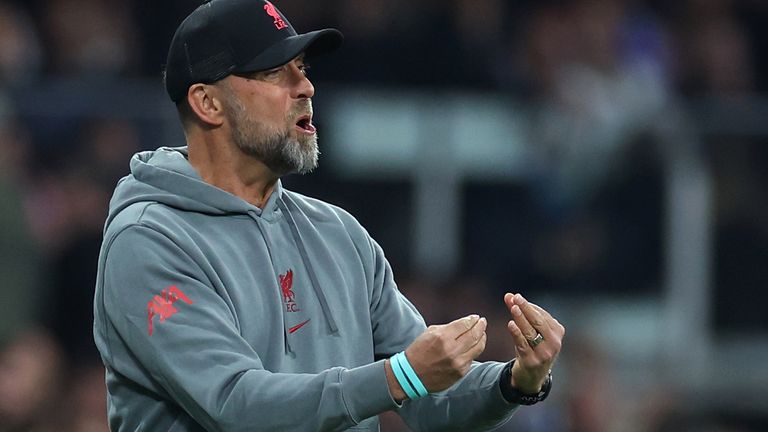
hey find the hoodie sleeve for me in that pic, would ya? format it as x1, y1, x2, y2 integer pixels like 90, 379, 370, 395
98, 224, 399, 432
367, 238, 518, 431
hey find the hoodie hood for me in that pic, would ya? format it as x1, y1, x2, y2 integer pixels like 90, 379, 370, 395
106, 146, 283, 229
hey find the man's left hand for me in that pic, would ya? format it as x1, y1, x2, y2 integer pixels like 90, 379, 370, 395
504, 293, 565, 394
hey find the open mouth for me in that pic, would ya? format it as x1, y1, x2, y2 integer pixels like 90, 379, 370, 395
295, 115, 316, 134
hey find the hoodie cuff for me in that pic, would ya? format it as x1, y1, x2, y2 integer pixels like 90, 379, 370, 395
340, 360, 399, 424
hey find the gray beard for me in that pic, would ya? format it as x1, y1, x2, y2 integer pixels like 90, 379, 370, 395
227, 98, 319, 176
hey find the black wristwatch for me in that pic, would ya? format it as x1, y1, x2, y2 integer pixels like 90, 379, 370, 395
498, 359, 553, 405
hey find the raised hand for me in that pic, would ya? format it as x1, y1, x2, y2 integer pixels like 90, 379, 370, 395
504, 293, 565, 394
386, 314, 488, 401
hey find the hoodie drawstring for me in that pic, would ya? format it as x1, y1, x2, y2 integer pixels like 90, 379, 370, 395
277, 197, 339, 335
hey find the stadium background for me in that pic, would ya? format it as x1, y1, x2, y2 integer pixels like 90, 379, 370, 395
0, 0, 767, 430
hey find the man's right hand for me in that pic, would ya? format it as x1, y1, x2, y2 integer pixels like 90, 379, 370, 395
386, 315, 487, 401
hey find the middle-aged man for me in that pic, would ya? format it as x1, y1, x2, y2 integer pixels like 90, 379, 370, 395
93, 1, 565, 430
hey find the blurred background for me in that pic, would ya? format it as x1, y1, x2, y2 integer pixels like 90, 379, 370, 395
0, 0, 767, 430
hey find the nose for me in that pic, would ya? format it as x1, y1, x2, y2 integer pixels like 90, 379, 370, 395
289, 62, 315, 99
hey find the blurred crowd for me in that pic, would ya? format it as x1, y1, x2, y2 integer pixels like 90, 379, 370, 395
1, 0, 767, 431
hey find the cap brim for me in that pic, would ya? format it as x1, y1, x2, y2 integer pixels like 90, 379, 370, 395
233, 28, 343, 74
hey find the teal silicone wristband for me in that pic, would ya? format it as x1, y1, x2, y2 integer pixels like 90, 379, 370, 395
390, 353, 419, 400
395, 352, 429, 398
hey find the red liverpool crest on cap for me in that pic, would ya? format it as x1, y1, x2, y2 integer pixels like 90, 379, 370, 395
264, 1, 287, 30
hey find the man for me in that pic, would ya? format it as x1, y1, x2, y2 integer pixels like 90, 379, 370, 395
93, 1, 565, 431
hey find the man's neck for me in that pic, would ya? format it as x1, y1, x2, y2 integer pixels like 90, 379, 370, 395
188, 137, 279, 209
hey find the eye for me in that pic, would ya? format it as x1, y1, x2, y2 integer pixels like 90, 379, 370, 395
298, 63, 311, 76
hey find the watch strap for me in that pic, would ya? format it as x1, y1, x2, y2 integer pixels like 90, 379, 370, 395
499, 358, 553, 405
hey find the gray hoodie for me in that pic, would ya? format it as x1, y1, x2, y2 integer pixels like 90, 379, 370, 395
93, 147, 518, 431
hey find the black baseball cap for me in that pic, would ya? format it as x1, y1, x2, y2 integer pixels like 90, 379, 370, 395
164, 0, 343, 102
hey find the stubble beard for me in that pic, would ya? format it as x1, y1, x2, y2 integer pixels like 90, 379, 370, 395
227, 96, 319, 176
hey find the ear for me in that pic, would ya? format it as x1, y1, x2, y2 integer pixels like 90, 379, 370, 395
186, 83, 225, 126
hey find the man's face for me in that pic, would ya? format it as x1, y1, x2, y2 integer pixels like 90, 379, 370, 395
219, 56, 318, 175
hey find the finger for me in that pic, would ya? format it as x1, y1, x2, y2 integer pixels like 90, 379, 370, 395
504, 292, 515, 309
515, 294, 553, 339
455, 317, 487, 352
506, 292, 539, 341
507, 320, 532, 356
458, 331, 487, 365
443, 314, 481, 340
528, 302, 564, 336
511, 304, 538, 342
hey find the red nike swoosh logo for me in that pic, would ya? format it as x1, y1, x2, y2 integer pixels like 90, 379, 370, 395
288, 319, 311, 334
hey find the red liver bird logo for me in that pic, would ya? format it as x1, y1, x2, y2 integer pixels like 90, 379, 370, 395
264, 1, 287, 30
279, 269, 295, 303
